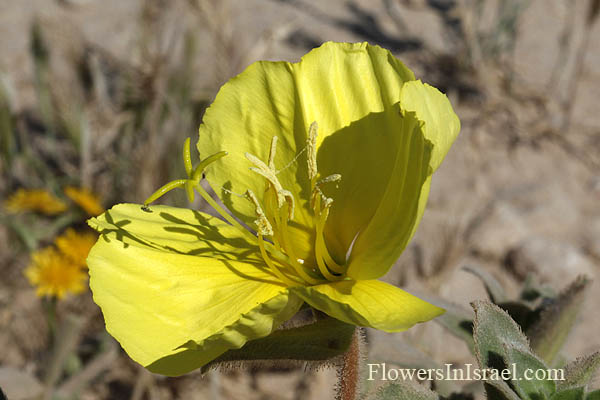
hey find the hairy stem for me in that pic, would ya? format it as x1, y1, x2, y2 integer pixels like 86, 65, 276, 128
337, 328, 360, 400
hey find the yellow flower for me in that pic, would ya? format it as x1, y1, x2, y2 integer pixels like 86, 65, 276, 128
55, 228, 97, 268
87, 42, 460, 376
65, 186, 105, 216
4, 188, 67, 215
25, 247, 87, 299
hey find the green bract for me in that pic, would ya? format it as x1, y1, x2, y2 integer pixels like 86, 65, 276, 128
87, 42, 460, 376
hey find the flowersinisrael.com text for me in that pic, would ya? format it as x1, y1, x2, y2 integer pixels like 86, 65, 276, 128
367, 363, 565, 382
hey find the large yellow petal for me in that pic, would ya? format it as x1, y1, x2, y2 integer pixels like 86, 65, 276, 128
292, 279, 444, 332
88, 203, 263, 264
197, 42, 415, 257
342, 81, 459, 279
334, 108, 432, 279
399, 80, 460, 172
87, 205, 303, 376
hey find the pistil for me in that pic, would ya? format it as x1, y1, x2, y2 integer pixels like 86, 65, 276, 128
144, 130, 347, 287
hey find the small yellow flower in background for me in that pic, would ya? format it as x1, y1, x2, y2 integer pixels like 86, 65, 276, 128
55, 228, 97, 268
25, 247, 87, 299
87, 42, 460, 376
4, 188, 67, 215
65, 186, 105, 217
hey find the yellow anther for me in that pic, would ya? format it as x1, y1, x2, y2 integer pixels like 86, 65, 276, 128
316, 174, 341, 187
245, 190, 273, 236
310, 174, 340, 214
307, 121, 318, 182
268, 136, 278, 170
321, 195, 333, 210
310, 186, 329, 213
246, 152, 290, 211
280, 189, 295, 220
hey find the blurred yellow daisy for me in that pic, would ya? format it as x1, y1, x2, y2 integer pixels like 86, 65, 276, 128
65, 186, 105, 216
25, 247, 87, 299
4, 188, 67, 215
55, 228, 97, 268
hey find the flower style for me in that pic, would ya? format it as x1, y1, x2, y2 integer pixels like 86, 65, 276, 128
25, 247, 87, 299
87, 42, 460, 376
55, 228, 97, 268
64, 186, 105, 216
4, 188, 67, 215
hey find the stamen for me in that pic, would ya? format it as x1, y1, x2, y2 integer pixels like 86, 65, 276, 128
280, 189, 295, 220
316, 205, 345, 274
311, 175, 341, 210
315, 225, 340, 282
258, 234, 302, 287
316, 174, 342, 187
246, 152, 287, 208
268, 136, 278, 170
263, 187, 282, 250
245, 190, 273, 236
277, 204, 322, 285
307, 121, 318, 182
312, 191, 345, 276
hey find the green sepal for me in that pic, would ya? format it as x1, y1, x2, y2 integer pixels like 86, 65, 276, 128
528, 277, 590, 365
200, 315, 355, 372
550, 387, 585, 400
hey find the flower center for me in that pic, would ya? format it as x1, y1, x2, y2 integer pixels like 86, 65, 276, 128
143, 125, 345, 287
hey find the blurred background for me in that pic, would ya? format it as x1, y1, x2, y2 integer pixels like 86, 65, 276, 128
0, 0, 599, 399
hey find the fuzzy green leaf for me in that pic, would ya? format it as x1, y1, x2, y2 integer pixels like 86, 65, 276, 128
484, 380, 521, 400
370, 381, 439, 400
464, 265, 507, 304
498, 301, 537, 332
504, 343, 556, 400
472, 300, 529, 371
429, 295, 475, 353
550, 387, 585, 400
521, 274, 556, 302
558, 352, 600, 391
586, 390, 600, 400
528, 277, 590, 365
